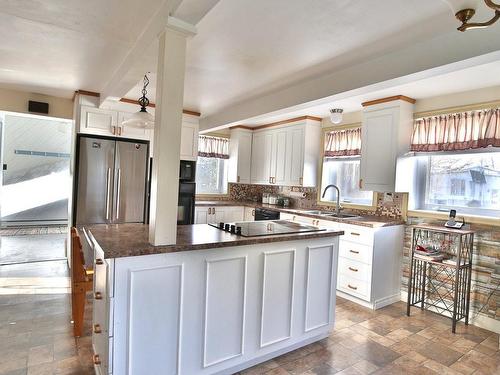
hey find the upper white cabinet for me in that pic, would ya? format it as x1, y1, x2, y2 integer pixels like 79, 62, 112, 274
80, 106, 118, 136
179, 120, 199, 161
360, 98, 414, 192
250, 119, 321, 186
228, 128, 253, 184
117, 112, 151, 140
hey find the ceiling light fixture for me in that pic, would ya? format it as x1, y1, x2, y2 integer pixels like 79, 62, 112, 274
445, 0, 500, 31
329, 109, 343, 124
122, 74, 155, 129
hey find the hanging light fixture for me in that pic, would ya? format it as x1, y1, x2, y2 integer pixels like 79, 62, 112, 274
122, 74, 155, 129
444, 0, 500, 31
329, 108, 343, 124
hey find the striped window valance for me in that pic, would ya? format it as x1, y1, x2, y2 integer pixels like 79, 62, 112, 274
198, 135, 229, 159
411, 108, 500, 152
324, 127, 361, 157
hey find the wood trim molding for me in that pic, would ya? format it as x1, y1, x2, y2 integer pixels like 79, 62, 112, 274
119, 97, 201, 116
413, 99, 500, 119
231, 115, 322, 131
362, 95, 416, 107
72, 90, 100, 101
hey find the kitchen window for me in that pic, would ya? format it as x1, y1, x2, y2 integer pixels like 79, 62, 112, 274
319, 126, 374, 207
196, 135, 229, 195
402, 107, 500, 218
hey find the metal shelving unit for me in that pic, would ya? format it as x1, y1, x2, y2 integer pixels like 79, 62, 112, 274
406, 224, 474, 333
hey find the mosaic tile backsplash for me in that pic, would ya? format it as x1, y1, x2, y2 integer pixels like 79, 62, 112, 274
227, 183, 407, 219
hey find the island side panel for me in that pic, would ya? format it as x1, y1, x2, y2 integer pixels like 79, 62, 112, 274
109, 236, 339, 375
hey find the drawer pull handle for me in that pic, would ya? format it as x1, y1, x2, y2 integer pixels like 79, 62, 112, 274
94, 292, 103, 300
94, 324, 102, 334
348, 267, 359, 272
350, 232, 360, 236
93, 354, 101, 365
348, 284, 358, 290
96, 258, 103, 265
349, 250, 359, 254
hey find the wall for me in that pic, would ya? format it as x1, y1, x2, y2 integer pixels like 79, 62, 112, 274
0, 88, 73, 119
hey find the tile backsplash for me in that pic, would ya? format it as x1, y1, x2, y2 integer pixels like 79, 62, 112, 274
224, 183, 407, 219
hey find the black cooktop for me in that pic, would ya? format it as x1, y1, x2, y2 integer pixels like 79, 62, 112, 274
208, 220, 325, 237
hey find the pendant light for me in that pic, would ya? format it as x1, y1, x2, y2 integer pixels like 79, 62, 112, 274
444, 0, 500, 31
122, 74, 155, 129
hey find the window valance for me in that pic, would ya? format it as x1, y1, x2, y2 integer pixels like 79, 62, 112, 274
324, 127, 361, 157
198, 135, 229, 159
411, 108, 500, 152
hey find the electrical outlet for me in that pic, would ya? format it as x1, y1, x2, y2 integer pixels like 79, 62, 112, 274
383, 192, 394, 203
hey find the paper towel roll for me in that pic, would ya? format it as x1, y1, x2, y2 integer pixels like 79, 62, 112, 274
289, 191, 307, 198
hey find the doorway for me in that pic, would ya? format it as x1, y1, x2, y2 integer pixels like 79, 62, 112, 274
0, 112, 72, 265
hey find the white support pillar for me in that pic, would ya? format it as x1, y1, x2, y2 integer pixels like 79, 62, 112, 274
149, 18, 196, 245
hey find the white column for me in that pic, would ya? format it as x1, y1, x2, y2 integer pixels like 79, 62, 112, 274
149, 18, 196, 245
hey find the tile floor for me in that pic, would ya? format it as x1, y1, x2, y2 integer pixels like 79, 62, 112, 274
0, 260, 498, 374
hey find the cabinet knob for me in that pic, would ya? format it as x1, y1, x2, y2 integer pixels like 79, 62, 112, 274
349, 249, 360, 254
111, 126, 116, 135
348, 284, 358, 290
299, 177, 303, 186
359, 178, 363, 189
348, 267, 359, 272
252, 209, 255, 216
94, 324, 102, 334
96, 258, 103, 265
93, 354, 101, 365
118, 126, 122, 136
208, 207, 211, 215
212, 207, 216, 214
350, 232, 360, 236
237, 175, 240, 183
94, 292, 103, 300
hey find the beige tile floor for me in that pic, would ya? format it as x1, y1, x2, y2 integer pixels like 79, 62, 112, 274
0, 260, 498, 375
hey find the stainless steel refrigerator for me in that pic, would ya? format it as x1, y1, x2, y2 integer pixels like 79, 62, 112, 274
75, 135, 149, 225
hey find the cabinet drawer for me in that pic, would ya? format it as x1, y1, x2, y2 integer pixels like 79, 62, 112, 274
337, 274, 371, 301
339, 240, 373, 265
338, 257, 371, 283
339, 224, 374, 245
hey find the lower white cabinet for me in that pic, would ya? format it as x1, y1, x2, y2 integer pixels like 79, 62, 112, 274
282, 213, 403, 310
244, 207, 255, 221
195, 206, 244, 224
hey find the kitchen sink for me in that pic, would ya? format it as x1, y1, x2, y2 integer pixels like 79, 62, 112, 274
301, 210, 332, 215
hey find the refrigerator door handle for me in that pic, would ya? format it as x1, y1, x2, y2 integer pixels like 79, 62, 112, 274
115, 168, 121, 220
105, 168, 112, 220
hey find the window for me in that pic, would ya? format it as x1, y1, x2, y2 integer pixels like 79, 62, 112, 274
405, 151, 500, 218
320, 157, 373, 205
195, 135, 230, 195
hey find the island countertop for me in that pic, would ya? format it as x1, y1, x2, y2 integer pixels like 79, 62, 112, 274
83, 223, 344, 259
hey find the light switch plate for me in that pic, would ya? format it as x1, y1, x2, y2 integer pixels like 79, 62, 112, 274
383, 192, 394, 203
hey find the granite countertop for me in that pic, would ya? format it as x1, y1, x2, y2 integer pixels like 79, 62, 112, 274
84, 223, 344, 259
196, 200, 404, 228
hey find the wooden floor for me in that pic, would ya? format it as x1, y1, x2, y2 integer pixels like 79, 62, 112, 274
0, 260, 498, 374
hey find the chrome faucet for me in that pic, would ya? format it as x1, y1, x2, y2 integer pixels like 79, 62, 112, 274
322, 184, 342, 217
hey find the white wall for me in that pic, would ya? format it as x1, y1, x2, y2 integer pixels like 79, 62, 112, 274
0, 88, 73, 119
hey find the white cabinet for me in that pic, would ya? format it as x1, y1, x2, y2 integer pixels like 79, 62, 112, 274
80, 106, 118, 136
244, 206, 255, 221
179, 121, 199, 161
250, 120, 321, 187
194, 206, 244, 224
228, 129, 253, 184
360, 99, 414, 192
117, 112, 151, 140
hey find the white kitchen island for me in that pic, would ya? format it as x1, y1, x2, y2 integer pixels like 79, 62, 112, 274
82, 223, 342, 375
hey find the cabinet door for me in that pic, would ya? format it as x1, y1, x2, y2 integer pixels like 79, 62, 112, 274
287, 126, 305, 186
236, 133, 252, 183
273, 129, 288, 185
180, 123, 199, 161
224, 206, 244, 222
80, 106, 117, 136
360, 108, 397, 191
251, 132, 273, 184
212, 207, 225, 224
117, 112, 151, 140
195, 207, 209, 224
244, 207, 255, 221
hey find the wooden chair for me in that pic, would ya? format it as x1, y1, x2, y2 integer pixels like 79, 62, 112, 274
70, 227, 93, 337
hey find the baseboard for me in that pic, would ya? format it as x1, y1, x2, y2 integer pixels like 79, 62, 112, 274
373, 293, 401, 309
337, 290, 374, 309
400, 291, 500, 334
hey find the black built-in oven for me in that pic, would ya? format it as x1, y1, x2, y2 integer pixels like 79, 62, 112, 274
178, 160, 196, 225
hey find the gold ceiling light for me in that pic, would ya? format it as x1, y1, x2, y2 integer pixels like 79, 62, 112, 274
445, 0, 500, 31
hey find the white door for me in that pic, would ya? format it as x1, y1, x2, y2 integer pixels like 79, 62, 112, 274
288, 126, 305, 186
237, 133, 252, 183
251, 132, 273, 184
273, 129, 288, 185
80, 106, 117, 136
195, 207, 209, 224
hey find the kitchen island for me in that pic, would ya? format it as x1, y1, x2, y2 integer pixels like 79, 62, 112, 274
82, 223, 343, 375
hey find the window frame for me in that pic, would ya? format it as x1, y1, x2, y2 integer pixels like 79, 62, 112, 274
406, 147, 500, 225
316, 123, 376, 210
195, 156, 229, 196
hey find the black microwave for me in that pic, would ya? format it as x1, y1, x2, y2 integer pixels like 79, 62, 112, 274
179, 160, 196, 182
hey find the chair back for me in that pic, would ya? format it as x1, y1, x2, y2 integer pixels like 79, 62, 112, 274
71, 227, 88, 283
